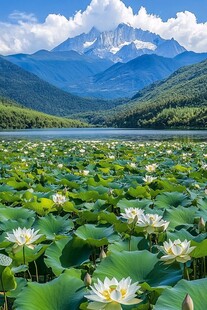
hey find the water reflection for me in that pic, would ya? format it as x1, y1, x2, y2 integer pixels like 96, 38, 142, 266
0, 128, 206, 141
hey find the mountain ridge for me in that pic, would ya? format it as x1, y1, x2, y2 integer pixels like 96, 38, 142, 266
53, 23, 186, 62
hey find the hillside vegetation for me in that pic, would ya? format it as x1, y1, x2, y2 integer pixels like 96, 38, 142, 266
82, 59, 207, 128
0, 57, 121, 117
0, 98, 87, 129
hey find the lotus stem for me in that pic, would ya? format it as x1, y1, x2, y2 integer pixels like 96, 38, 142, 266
184, 263, 190, 281
34, 260, 39, 282
0, 275, 8, 310
23, 245, 26, 265
203, 257, 206, 278
193, 259, 197, 280
148, 234, 152, 252
128, 235, 131, 251
23, 246, 26, 279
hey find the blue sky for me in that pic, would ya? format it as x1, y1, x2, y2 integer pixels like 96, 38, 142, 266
0, 0, 207, 55
0, 0, 206, 23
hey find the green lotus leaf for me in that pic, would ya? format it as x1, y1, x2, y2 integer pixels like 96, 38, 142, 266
191, 239, 207, 258
97, 212, 119, 225
108, 236, 143, 252
6, 180, 29, 190
155, 278, 207, 310
24, 198, 55, 215
128, 186, 151, 199
62, 201, 78, 213
34, 214, 73, 240
155, 192, 190, 209
167, 228, 194, 242
0, 207, 35, 231
58, 178, 80, 189
75, 224, 118, 247
45, 236, 91, 275
9, 244, 48, 265
7, 277, 27, 298
117, 198, 152, 212
164, 206, 196, 229
93, 250, 182, 287
0, 266, 16, 291
0, 207, 35, 221
44, 238, 70, 276
0, 192, 20, 203
155, 180, 186, 193
14, 270, 86, 310
77, 191, 100, 202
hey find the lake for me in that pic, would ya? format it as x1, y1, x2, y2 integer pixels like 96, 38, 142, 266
0, 128, 207, 141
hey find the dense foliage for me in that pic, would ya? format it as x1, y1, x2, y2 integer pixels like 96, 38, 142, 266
0, 99, 87, 129
77, 59, 207, 128
0, 57, 122, 117
107, 59, 207, 128
0, 139, 206, 309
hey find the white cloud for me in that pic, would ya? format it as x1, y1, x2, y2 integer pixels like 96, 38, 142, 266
9, 11, 38, 23
0, 0, 207, 55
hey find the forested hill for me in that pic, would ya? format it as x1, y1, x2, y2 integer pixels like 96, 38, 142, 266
0, 57, 120, 117
105, 58, 207, 128
0, 98, 87, 129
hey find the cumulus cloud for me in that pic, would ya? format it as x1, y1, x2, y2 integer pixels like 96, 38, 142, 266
0, 0, 207, 55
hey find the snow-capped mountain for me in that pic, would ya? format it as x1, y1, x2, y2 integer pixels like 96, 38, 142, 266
53, 23, 186, 62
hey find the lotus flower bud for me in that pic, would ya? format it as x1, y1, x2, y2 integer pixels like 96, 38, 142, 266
182, 294, 194, 310
99, 248, 107, 260
198, 217, 206, 233
84, 273, 92, 286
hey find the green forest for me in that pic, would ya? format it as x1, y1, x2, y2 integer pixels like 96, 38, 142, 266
73, 59, 207, 129
0, 99, 87, 129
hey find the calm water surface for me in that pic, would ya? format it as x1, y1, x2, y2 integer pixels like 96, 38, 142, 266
0, 128, 206, 141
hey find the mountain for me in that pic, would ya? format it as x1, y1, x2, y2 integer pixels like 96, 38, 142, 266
5, 48, 207, 100
4, 49, 112, 90
105, 58, 207, 128
69, 54, 181, 99
0, 57, 122, 117
53, 23, 186, 62
65, 52, 207, 99
77, 59, 207, 129
0, 98, 87, 129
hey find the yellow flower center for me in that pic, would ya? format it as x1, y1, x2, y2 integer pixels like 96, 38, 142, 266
120, 288, 127, 298
21, 234, 31, 243
102, 285, 127, 301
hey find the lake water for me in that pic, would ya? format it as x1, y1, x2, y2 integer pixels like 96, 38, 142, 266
0, 128, 206, 141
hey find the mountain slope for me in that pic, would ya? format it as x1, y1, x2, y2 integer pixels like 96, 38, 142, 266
0, 57, 121, 116
108, 59, 207, 128
71, 54, 181, 99
81, 59, 207, 128
67, 52, 207, 99
0, 98, 87, 129
5, 50, 112, 90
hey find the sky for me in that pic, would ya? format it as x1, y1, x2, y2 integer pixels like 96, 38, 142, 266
0, 0, 207, 55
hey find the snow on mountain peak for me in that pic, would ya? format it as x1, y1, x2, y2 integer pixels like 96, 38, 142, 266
53, 23, 186, 62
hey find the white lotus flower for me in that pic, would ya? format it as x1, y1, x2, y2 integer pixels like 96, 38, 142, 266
143, 175, 157, 183
129, 162, 136, 168
120, 208, 144, 224
160, 239, 196, 264
6, 227, 42, 250
52, 193, 66, 205
82, 170, 89, 176
85, 277, 141, 310
137, 213, 169, 234
145, 163, 158, 173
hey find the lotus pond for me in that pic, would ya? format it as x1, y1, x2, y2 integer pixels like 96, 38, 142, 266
0, 139, 207, 310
